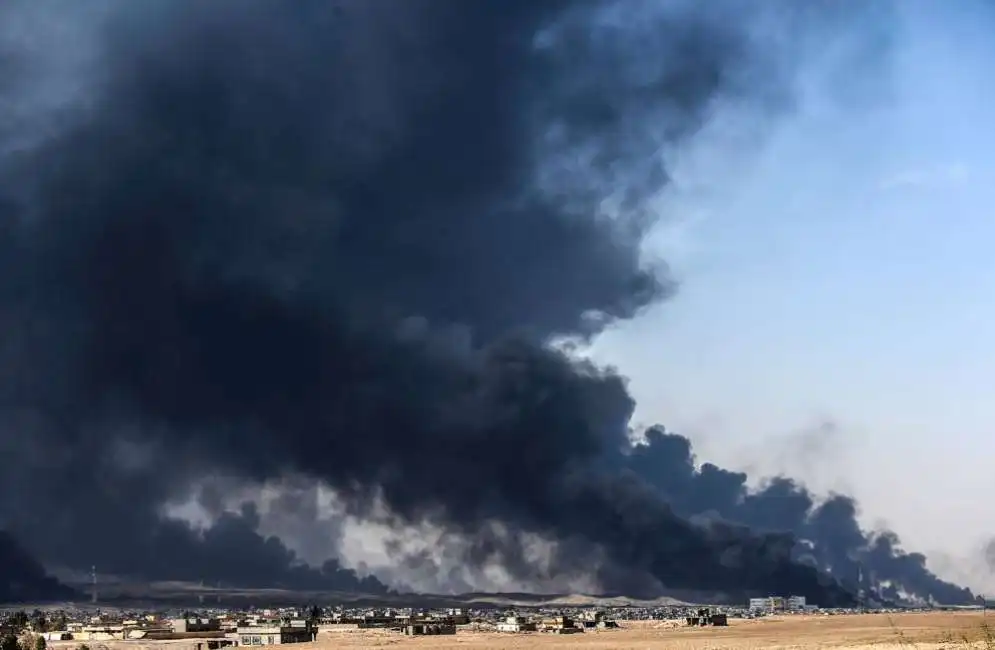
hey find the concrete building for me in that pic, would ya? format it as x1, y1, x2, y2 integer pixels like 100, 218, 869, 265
749, 596, 786, 612
74, 625, 125, 641
356, 615, 395, 629
495, 616, 536, 633
173, 619, 222, 634
685, 608, 727, 627
540, 616, 582, 634
446, 609, 470, 625
234, 620, 315, 645
787, 595, 807, 610
404, 623, 456, 636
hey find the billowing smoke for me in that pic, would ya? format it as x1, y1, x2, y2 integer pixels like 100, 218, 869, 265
627, 428, 974, 604
0, 0, 954, 604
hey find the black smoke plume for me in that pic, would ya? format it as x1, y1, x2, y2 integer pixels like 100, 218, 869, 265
627, 428, 974, 604
0, 0, 951, 604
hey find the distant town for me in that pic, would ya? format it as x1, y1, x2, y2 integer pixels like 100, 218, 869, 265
1, 594, 984, 649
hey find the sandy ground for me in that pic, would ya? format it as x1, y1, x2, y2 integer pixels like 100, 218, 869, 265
49, 611, 995, 650
310, 611, 995, 649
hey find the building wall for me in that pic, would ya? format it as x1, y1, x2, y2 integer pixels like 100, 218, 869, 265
238, 633, 280, 645
749, 596, 787, 611
236, 627, 313, 645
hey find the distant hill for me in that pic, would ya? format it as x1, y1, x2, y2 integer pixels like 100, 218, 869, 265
0, 531, 77, 603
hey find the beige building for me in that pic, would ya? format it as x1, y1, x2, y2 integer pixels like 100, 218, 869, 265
234, 621, 315, 645
74, 625, 125, 641
495, 616, 536, 633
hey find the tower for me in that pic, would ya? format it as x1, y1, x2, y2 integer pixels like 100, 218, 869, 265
91, 565, 98, 604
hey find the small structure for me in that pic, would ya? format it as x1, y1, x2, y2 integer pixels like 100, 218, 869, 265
446, 609, 471, 625
540, 615, 582, 634
495, 616, 536, 633
194, 641, 235, 650
74, 625, 125, 641
357, 615, 395, 629
173, 618, 222, 634
404, 623, 456, 636
685, 608, 727, 627
579, 611, 619, 630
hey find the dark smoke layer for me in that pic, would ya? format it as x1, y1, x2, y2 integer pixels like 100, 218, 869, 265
627, 428, 974, 604
0, 531, 76, 602
0, 0, 958, 604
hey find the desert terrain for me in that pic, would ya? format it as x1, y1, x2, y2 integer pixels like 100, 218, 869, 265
313, 612, 994, 649
51, 611, 993, 650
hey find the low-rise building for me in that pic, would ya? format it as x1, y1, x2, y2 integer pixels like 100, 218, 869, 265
446, 609, 470, 625
495, 616, 536, 633
540, 615, 582, 634
234, 620, 315, 646
173, 618, 222, 634
404, 623, 456, 636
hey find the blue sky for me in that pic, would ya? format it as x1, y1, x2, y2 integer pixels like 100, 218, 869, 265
593, 0, 995, 592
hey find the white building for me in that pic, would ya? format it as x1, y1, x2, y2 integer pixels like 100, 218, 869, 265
495, 616, 536, 632
748, 596, 786, 611
787, 595, 807, 610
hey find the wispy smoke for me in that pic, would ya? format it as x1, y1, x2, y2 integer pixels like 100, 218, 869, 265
0, 0, 956, 605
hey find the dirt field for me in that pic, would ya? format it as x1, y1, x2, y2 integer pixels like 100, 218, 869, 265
310, 611, 994, 649
47, 612, 995, 650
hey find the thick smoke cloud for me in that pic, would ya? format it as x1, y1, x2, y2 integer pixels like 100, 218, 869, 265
0, 0, 955, 604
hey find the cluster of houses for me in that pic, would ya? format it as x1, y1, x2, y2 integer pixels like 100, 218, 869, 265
494, 611, 618, 634
30, 615, 315, 647
5, 605, 631, 643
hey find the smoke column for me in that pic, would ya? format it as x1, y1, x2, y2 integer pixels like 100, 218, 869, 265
0, 0, 964, 604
